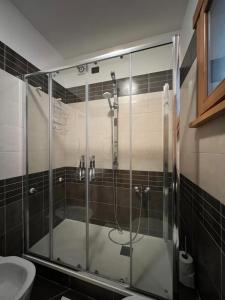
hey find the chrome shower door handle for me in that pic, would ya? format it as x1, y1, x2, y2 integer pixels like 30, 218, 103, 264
89, 155, 95, 182
89, 167, 93, 182
78, 155, 86, 181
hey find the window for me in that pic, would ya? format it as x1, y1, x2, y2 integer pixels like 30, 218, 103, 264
208, 0, 225, 94
190, 0, 225, 127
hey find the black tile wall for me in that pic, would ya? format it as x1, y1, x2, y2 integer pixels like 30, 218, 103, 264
179, 30, 225, 300
0, 40, 68, 103
0, 176, 23, 256
0, 42, 5, 70
66, 69, 173, 103
5, 225, 23, 256
180, 32, 197, 87
64, 167, 170, 238
34, 262, 125, 300
66, 86, 85, 103
53, 80, 67, 102
65, 167, 166, 190
179, 283, 197, 300
0, 40, 171, 107
27, 74, 49, 95
0, 167, 67, 254
28, 167, 66, 247
149, 70, 173, 93
0, 41, 41, 84
5, 46, 28, 78
69, 276, 125, 300
180, 174, 225, 300
31, 276, 69, 300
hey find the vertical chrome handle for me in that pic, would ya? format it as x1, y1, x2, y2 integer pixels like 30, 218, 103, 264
78, 155, 86, 181
89, 155, 95, 182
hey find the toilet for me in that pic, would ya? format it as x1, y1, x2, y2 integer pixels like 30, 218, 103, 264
0, 256, 36, 300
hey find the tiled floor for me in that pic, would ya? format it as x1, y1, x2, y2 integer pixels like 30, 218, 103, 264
31, 276, 95, 300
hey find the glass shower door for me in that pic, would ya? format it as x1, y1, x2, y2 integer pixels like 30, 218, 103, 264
87, 55, 132, 282
25, 38, 178, 300
130, 46, 173, 299
26, 74, 50, 259
50, 68, 87, 269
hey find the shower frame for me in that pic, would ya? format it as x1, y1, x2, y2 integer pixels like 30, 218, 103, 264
23, 34, 180, 300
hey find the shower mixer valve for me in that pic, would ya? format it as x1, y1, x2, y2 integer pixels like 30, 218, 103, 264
133, 186, 150, 196
78, 155, 96, 182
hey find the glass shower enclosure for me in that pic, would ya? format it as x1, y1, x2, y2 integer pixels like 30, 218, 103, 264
24, 36, 180, 300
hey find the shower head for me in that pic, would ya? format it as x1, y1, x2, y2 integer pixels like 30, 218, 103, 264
103, 91, 112, 99
111, 71, 116, 84
103, 91, 113, 110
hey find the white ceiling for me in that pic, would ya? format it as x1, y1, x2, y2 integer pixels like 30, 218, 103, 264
10, 0, 188, 59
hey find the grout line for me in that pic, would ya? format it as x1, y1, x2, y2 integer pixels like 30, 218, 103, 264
192, 209, 221, 249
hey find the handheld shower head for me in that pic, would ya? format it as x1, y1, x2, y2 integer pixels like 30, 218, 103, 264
103, 92, 112, 99
111, 71, 116, 84
103, 92, 113, 109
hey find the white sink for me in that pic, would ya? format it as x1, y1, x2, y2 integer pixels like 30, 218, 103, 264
0, 256, 36, 300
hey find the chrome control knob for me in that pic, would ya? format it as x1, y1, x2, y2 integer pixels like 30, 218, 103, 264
58, 177, 64, 183
29, 187, 37, 195
133, 186, 141, 193
143, 186, 150, 194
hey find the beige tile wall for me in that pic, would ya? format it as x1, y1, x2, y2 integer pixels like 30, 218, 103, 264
180, 59, 225, 204
0, 69, 24, 180
27, 88, 173, 174
65, 91, 172, 172
27, 85, 66, 173
64, 101, 86, 168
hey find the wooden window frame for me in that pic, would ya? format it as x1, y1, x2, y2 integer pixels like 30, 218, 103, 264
190, 0, 225, 127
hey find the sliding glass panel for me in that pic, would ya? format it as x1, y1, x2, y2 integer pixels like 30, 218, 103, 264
87, 55, 131, 282
25, 44, 176, 298
130, 46, 173, 299
51, 68, 87, 269
26, 74, 50, 258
